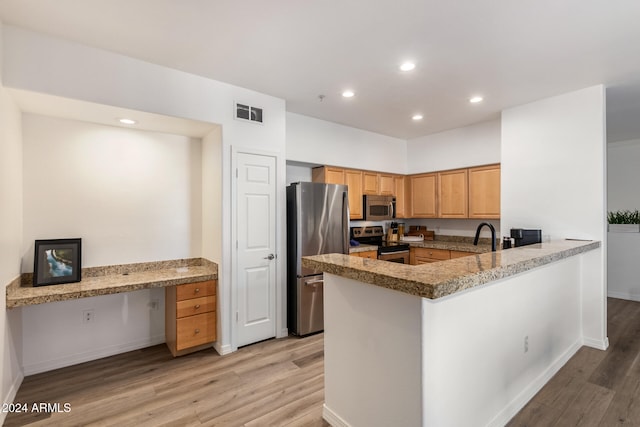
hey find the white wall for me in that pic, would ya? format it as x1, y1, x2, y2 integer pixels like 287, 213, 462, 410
286, 112, 407, 174
422, 256, 582, 427
406, 119, 501, 174
2, 25, 287, 356
501, 85, 607, 348
19, 114, 201, 373
607, 139, 640, 211
608, 232, 640, 301
286, 163, 312, 185
0, 76, 25, 422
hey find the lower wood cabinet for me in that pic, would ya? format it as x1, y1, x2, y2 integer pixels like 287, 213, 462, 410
166, 280, 217, 357
351, 250, 378, 259
410, 248, 476, 264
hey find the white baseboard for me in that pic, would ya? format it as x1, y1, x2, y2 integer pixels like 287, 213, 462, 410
277, 327, 289, 338
322, 404, 352, 427
23, 334, 166, 375
583, 336, 609, 350
0, 370, 24, 425
486, 339, 582, 427
607, 290, 640, 302
214, 342, 234, 356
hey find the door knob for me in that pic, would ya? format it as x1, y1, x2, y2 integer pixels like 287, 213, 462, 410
264, 254, 275, 260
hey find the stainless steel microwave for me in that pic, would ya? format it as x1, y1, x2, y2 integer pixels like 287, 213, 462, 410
363, 195, 396, 221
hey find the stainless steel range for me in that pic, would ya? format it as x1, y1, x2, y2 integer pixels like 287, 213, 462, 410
351, 226, 410, 264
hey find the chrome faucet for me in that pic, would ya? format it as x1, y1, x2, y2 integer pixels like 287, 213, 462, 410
474, 222, 497, 252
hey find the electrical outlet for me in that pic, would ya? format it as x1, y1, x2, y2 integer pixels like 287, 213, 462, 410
83, 309, 95, 324
524, 335, 529, 353
150, 299, 159, 311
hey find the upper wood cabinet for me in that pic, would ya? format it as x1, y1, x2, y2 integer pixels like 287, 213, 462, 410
344, 169, 364, 219
393, 175, 408, 218
468, 164, 500, 219
363, 172, 378, 195
379, 174, 395, 196
438, 169, 468, 218
312, 166, 344, 185
410, 173, 437, 218
312, 166, 363, 219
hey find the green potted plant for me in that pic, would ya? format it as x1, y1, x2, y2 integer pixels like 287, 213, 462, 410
608, 209, 640, 232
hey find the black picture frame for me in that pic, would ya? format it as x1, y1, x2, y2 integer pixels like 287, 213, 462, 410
33, 238, 82, 287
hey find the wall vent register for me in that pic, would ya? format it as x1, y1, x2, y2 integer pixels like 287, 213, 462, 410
235, 102, 263, 123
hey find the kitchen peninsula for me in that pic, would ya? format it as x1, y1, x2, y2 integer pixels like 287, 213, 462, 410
303, 239, 600, 427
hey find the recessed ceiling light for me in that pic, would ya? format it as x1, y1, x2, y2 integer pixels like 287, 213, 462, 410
119, 118, 137, 125
412, 114, 423, 121
342, 90, 355, 98
400, 62, 416, 72
469, 96, 484, 104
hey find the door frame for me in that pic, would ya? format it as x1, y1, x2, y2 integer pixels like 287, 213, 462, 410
230, 147, 287, 351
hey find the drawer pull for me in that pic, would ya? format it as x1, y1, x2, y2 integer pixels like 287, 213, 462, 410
194, 328, 200, 334
194, 304, 201, 309
194, 288, 200, 294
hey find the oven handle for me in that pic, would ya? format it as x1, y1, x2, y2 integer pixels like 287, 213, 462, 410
380, 250, 409, 255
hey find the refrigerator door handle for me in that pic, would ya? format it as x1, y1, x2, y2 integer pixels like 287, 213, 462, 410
342, 190, 349, 254
305, 277, 324, 286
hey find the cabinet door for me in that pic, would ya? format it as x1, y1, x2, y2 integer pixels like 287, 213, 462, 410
345, 169, 363, 219
410, 173, 437, 218
379, 174, 394, 196
438, 169, 468, 218
312, 166, 344, 185
468, 164, 500, 219
394, 175, 407, 218
363, 172, 378, 195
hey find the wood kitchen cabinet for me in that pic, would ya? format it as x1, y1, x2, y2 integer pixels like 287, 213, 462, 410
351, 250, 377, 259
449, 250, 476, 259
468, 164, 501, 219
379, 174, 395, 196
410, 247, 451, 264
438, 168, 468, 218
344, 169, 363, 219
410, 173, 437, 218
312, 166, 344, 185
166, 280, 217, 357
394, 175, 408, 218
363, 172, 379, 195
313, 166, 363, 219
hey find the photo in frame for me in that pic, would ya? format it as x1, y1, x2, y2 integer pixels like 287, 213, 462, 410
33, 238, 82, 286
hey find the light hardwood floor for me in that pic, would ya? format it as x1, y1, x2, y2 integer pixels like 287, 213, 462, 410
4, 333, 329, 427
6, 298, 640, 426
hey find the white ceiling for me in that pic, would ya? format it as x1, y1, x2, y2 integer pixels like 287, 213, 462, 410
1, 0, 640, 141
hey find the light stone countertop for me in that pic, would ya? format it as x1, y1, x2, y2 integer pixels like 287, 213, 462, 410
348, 244, 378, 254
303, 239, 600, 299
6, 258, 218, 308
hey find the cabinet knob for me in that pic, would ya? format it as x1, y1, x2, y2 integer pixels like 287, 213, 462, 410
194, 329, 200, 334
195, 304, 201, 309
194, 288, 200, 293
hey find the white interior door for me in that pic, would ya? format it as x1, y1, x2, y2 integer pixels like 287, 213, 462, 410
236, 152, 277, 347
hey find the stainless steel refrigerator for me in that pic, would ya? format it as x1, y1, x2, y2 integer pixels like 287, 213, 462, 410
286, 182, 349, 335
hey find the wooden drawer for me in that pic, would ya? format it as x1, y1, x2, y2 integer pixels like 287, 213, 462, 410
176, 280, 216, 301
176, 295, 216, 319
450, 250, 475, 259
351, 250, 377, 259
176, 311, 216, 351
414, 247, 450, 260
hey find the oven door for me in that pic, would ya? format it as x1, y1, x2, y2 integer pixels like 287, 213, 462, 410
378, 250, 409, 264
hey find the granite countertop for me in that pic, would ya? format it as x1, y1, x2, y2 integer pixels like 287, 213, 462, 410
6, 258, 218, 308
349, 244, 378, 254
405, 240, 494, 253
303, 239, 600, 300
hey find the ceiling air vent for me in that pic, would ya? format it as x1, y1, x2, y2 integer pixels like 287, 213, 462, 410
235, 102, 263, 124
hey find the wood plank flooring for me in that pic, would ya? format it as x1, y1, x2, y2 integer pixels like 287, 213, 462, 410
4, 333, 329, 427
6, 298, 640, 426
508, 297, 640, 426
